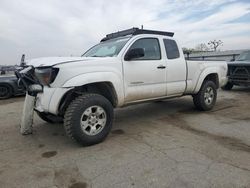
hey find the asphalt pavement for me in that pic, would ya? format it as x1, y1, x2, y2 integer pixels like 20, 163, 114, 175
0, 88, 249, 188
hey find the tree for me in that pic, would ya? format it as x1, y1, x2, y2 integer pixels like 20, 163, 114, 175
182, 47, 195, 54
195, 43, 209, 52
208, 40, 223, 51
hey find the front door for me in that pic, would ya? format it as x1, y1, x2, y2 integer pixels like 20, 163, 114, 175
123, 37, 167, 102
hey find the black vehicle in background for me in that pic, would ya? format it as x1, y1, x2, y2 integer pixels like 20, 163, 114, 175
0, 75, 25, 99
222, 50, 250, 90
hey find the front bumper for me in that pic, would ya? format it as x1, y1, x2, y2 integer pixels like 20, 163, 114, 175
35, 87, 72, 115
228, 74, 250, 86
15, 66, 72, 115
229, 78, 250, 86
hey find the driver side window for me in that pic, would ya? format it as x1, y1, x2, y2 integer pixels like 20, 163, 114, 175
128, 38, 161, 60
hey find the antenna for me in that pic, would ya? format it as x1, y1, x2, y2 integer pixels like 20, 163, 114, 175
141, 25, 144, 29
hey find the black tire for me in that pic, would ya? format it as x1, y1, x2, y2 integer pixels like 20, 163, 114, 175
36, 111, 63, 124
0, 84, 13, 99
64, 93, 114, 146
193, 81, 217, 111
221, 82, 233, 90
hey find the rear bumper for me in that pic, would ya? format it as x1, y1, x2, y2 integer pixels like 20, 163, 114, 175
35, 87, 72, 115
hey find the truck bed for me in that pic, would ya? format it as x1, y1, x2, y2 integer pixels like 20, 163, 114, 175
185, 60, 228, 94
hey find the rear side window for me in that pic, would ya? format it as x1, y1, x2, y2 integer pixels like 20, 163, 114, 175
163, 39, 180, 59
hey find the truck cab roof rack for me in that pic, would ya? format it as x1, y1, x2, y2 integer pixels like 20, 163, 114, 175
101, 27, 174, 42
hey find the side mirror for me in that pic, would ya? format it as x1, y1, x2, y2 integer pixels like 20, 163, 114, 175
125, 48, 144, 61
229, 58, 235, 62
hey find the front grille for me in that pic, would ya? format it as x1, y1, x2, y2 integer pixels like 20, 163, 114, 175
228, 65, 250, 82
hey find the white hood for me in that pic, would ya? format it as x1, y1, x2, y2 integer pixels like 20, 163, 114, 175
26, 56, 96, 67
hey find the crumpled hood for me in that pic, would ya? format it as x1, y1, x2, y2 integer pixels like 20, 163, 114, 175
26, 56, 98, 67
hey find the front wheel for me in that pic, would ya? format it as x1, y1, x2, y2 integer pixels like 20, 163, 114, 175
64, 93, 114, 146
193, 81, 217, 111
0, 84, 13, 99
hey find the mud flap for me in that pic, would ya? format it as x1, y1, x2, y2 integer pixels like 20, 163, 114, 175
20, 93, 36, 135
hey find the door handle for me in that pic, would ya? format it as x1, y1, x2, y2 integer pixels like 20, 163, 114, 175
157, 65, 166, 69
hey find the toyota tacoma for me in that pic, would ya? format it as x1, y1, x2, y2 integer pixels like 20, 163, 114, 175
16, 28, 228, 145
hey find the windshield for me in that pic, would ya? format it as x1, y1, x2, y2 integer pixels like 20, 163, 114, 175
82, 37, 130, 57
237, 51, 250, 61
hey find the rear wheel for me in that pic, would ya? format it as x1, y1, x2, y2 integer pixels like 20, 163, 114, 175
0, 84, 13, 99
64, 93, 113, 146
221, 82, 233, 90
193, 81, 217, 111
36, 111, 63, 124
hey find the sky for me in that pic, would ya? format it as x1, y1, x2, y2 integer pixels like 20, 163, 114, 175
0, 0, 250, 65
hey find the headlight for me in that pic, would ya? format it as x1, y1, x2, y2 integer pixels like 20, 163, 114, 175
35, 67, 59, 86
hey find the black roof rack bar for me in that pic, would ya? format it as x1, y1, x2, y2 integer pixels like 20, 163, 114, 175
101, 28, 138, 42
101, 27, 174, 42
133, 29, 174, 37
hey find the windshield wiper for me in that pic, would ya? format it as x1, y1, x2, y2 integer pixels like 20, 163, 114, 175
91, 55, 114, 57
91, 55, 102, 57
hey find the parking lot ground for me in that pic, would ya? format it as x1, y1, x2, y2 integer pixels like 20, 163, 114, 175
0, 88, 250, 188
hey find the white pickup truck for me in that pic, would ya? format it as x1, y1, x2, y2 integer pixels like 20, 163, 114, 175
17, 28, 228, 145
